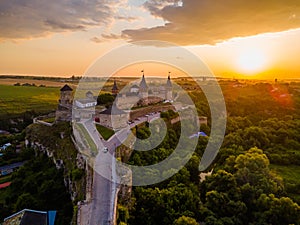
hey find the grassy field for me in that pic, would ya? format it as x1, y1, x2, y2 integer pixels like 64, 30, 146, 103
0, 85, 60, 116
271, 164, 300, 185
42, 117, 56, 123
74, 123, 98, 156
270, 164, 300, 203
96, 124, 115, 140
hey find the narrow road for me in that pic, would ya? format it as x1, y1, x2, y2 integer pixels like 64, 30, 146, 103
79, 112, 161, 225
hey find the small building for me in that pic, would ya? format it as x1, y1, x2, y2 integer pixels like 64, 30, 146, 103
73, 91, 97, 121
75, 99, 97, 109
97, 105, 128, 129
74, 91, 97, 109
0, 143, 12, 151
3, 209, 56, 225
199, 116, 208, 126
130, 84, 139, 93
74, 90, 97, 109
0, 130, 10, 135
0, 161, 25, 176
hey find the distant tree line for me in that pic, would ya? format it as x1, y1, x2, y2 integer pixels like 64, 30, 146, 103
14, 82, 46, 87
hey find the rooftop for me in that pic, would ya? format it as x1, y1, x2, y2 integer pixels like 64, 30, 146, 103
99, 105, 127, 115
140, 75, 148, 89
112, 79, 119, 91
166, 75, 172, 87
131, 84, 139, 89
0, 161, 25, 171
60, 84, 73, 92
75, 99, 96, 104
4, 209, 56, 225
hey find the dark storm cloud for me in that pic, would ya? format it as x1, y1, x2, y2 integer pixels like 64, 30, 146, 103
0, 0, 121, 40
122, 0, 300, 45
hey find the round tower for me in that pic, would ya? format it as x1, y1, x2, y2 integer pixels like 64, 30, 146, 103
165, 73, 173, 101
112, 79, 119, 96
139, 71, 148, 104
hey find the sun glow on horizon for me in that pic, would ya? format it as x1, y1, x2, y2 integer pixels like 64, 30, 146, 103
236, 49, 268, 75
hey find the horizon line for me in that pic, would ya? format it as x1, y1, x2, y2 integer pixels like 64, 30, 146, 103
1, 74, 300, 81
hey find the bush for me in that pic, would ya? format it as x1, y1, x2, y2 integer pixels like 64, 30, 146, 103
71, 168, 84, 181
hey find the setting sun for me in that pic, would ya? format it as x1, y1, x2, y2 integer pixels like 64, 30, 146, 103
236, 49, 268, 75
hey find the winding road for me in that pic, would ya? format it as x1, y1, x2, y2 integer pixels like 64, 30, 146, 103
77, 112, 161, 225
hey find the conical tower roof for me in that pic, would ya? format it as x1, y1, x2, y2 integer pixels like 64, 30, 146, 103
112, 79, 118, 91
140, 74, 148, 89
60, 84, 73, 91
166, 75, 172, 88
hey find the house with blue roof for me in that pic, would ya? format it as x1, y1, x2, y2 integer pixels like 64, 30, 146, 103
3, 209, 56, 225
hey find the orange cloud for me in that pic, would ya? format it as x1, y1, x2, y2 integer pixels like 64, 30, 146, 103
123, 0, 300, 45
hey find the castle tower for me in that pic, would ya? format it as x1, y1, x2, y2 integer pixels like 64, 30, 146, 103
59, 84, 73, 106
139, 71, 148, 105
86, 91, 94, 99
112, 79, 119, 96
165, 73, 173, 101
56, 84, 73, 122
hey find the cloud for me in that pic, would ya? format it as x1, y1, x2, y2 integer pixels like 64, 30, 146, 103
90, 37, 103, 43
102, 33, 126, 40
91, 33, 126, 43
0, 0, 122, 41
122, 0, 300, 45
143, 0, 182, 17
115, 16, 138, 22
91, 33, 124, 43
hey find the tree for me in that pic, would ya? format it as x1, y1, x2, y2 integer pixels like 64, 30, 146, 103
234, 147, 283, 195
199, 148, 300, 225
4, 155, 73, 225
129, 184, 200, 225
15, 193, 37, 211
242, 127, 269, 149
117, 205, 129, 224
185, 155, 200, 183
256, 194, 300, 225
173, 216, 198, 225
97, 93, 115, 106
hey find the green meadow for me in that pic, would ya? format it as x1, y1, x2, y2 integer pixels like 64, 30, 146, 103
270, 164, 300, 202
96, 124, 115, 140
0, 85, 60, 117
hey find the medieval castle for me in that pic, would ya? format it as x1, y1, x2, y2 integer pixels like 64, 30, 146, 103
56, 74, 174, 128
112, 74, 173, 109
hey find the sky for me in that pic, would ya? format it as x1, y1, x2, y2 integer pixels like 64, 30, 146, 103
1, 0, 300, 79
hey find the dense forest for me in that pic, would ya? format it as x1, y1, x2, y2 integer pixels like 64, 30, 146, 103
117, 81, 300, 225
0, 153, 73, 224
0, 122, 85, 224
0, 79, 299, 224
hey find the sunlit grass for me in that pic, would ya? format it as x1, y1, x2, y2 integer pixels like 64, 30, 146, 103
0, 85, 59, 116
270, 164, 300, 203
96, 124, 115, 140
